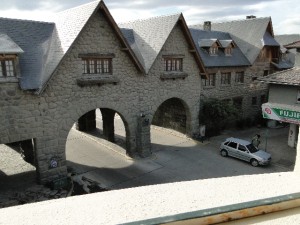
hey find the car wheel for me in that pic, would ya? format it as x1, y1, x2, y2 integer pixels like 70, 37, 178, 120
251, 159, 259, 167
221, 149, 228, 157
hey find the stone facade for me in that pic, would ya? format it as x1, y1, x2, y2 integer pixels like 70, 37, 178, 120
0, 9, 201, 183
201, 57, 269, 122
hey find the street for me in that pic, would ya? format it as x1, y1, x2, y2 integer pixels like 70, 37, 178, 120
65, 111, 294, 190
0, 112, 295, 207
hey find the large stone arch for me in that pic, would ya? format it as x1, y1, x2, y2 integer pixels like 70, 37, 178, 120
62, 104, 136, 157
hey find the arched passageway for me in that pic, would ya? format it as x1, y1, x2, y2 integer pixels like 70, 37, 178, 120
152, 98, 189, 134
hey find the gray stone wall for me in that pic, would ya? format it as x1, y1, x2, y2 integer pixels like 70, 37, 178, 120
0, 12, 202, 183
201, 57, 269, 121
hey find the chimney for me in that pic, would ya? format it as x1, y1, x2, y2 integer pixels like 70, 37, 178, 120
246, 15, 256, 19
203, 21, 211, 31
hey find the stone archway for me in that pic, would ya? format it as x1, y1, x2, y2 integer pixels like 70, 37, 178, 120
72, 107, 132, 156
152, 98, 190, 134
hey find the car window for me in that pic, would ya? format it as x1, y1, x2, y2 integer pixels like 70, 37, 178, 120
246, 144, 258, 153
238, 144, 247, 152
224, 141, 230, 145
227, 142, 237, 149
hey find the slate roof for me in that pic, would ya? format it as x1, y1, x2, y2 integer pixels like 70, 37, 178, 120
192, 17, 276, 65
0, 17, 61, 90
119, 14, 182, 74
0, 0, 144, 93
189, 29, 250, 68
275, 34, 300, 69
0, 33, 24, 54
285, 41, 300, 49
258, 67, 300, 86
275, 34, 300, 46
198, 39, 219, 47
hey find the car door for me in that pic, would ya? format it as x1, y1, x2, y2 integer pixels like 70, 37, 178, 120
237, 144, 251, 162
226, 141, 238, 158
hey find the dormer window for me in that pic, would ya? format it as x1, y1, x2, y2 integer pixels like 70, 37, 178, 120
198, 39, 221, 56
209, 47, 218, 55
0, 34, 23, 81
219, 40, 235, 56
225, 47, 232, 56
0, 58, 16, 77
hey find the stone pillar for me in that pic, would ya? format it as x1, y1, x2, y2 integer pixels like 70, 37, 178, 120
76, 110, 96, 132
34, 137, 68, 186
288, 123, 297, 148
136, 114, 152, 157
101, 108, 115, 142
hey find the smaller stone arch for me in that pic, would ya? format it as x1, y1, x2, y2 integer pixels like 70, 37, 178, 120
152, 97, 192, 134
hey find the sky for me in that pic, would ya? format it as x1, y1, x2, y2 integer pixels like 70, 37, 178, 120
0, 0, 299, 35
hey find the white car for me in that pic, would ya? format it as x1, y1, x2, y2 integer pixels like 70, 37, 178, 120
220, 137, 271, 167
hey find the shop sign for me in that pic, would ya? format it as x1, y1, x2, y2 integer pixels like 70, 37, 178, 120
262, 104, 300, 124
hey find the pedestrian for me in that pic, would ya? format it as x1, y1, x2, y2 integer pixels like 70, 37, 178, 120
252, 134, 261, 148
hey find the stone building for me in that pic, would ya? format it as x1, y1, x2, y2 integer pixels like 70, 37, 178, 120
0, 1, 205, 183
190, 17, 281, 120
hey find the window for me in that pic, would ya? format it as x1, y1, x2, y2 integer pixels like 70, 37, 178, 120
82, 58, 112, 74
252, 96, 257, 105
235, 72, 244, 83
225, 47, 232, 56
202, 73, 216, 87
221, 72, 231, 85
228, 142, 237, 149
164, 58, 183, 72
238, 144, 247, 152
209, 47, 218, 55
0, 59, 16, 77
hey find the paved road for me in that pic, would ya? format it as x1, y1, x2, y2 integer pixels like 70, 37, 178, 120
66, 112, 294, 190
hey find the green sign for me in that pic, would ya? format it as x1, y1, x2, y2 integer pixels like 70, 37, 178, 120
262, 103, 300, 124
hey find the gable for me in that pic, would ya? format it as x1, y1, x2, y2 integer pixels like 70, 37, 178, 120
120, 14, 206, 75
37, 0, 143, 94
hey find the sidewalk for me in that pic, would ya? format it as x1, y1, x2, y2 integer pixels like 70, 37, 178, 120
210, 125, 296, 169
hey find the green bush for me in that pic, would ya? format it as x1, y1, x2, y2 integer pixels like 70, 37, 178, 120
199, 98, 239, 137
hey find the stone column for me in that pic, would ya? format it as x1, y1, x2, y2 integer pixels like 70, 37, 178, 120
76, 110, 96, 132
34, 137, 67, 186
288, 123, 297, 148
136, 114, 152, 157
101, 108, 115, 142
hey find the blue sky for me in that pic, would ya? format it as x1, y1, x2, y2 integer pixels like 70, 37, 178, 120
0, 0, 299, 35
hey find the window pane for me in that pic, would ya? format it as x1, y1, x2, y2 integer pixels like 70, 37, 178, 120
228, 142, 237, 148
5, 60, 14, 77
83, 60, 88, 74
103, 59, 110, 73
89, 60, 95, 74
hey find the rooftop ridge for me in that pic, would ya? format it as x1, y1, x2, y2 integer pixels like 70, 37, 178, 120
56, 0, 101, 15
190, 16, 271, 27
118, 12, 181, 26
0, 16, 54, 25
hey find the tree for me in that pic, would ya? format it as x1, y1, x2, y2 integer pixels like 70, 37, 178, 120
199, 98, 238, 136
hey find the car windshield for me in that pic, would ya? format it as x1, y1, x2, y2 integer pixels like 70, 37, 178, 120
246, 144, 258, 153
